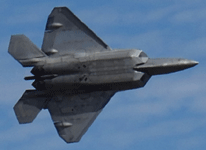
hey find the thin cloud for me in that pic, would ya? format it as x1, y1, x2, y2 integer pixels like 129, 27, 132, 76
177, 136, 205, 150
4, 3, 54, 25
171, 8, 206, 23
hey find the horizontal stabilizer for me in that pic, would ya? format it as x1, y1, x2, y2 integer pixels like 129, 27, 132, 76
14, 90, 50, 124
8, 34, 46, 67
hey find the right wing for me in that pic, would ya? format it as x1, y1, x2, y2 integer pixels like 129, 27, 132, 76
46, 91, 115, 143
42, 7, 111, 56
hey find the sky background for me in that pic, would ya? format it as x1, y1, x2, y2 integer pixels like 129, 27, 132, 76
0, 0, 206, 150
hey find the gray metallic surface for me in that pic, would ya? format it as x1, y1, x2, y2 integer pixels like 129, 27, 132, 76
42, 7, 111, 56
13, 90, 50, 124
134, 58, 198, 75
47, 91, 115, 143
8, 6, 198, 143
8, 35, 46, 67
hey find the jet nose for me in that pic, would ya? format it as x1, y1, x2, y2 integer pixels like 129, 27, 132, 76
177, 59, 198, 68
134, 58, 198, 75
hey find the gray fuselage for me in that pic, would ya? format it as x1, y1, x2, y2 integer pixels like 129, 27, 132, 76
31, 49, 150, 91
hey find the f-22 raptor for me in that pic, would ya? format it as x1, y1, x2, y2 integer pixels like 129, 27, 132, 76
8, 7, 198, 143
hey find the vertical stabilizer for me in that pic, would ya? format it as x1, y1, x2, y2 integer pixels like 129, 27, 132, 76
8, 34, 46, 67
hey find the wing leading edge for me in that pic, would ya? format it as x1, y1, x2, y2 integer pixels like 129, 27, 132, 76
47, 91, 115, 143
42, 7, 111, 56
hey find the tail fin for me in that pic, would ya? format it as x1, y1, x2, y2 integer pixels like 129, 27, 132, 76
13, 90, 50, 124
8, 34, 47, 67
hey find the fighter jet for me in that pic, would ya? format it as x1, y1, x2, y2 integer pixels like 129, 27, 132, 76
8, 7, 198, 143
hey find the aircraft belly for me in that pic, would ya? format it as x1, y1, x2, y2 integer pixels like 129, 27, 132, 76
33, 54, 151, 90
37, 71, 150, 91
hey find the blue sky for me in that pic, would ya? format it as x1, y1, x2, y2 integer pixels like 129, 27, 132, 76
0, 0, 206, 150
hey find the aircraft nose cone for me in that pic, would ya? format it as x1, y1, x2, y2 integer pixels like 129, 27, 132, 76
171, 59, 199, 72
134, 58, 198, 75
178, 59, 198, 68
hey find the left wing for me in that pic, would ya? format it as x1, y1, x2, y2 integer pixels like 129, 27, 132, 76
46, 91, 115, 143
42, 7, 111, 56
